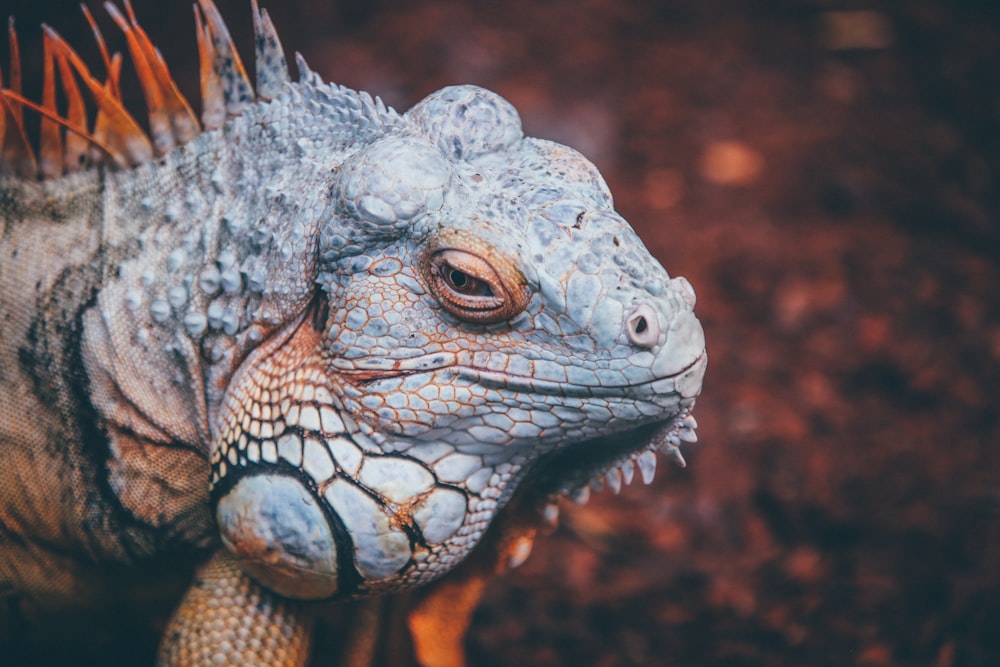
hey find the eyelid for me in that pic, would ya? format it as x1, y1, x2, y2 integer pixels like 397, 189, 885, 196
433, 253, 503, 308
420, 247, 530, 324
441, 265, 494, 297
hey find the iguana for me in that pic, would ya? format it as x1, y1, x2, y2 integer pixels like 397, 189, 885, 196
0, 1, 707, 664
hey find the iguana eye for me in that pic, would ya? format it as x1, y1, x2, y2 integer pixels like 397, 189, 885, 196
424, 249, 529, 324
442, 266, 494, 298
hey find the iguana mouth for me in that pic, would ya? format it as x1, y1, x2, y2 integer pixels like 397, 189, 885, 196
340, 352, 707, 399
526, 410, 698, 504
457, 360, 704, 398
336, 351, 704, 490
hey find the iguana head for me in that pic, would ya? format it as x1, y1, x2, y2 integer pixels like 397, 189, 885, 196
2, 0, 704, 601
212, 84, 706, 598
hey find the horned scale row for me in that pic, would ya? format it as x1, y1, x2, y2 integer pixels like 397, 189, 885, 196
0, 0, 283, 177
1, 0, 706, 600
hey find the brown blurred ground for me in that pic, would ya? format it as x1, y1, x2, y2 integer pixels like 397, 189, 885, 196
8, 1, 1000, 665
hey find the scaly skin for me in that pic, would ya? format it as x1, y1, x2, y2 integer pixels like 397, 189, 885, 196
0, 2, 706, 664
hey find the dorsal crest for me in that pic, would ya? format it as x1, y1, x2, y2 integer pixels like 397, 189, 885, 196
0, 0, 381, 180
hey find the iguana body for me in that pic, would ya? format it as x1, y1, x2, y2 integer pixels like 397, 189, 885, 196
0, 2, 706, 664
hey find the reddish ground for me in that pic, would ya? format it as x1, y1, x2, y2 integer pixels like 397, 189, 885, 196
8, 1, 1000, 665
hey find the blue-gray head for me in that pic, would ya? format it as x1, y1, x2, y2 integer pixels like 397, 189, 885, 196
2, 0, 705, 602
212, 83, 706, 599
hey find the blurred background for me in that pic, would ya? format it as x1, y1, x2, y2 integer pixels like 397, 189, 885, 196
6, 1, 1000, 664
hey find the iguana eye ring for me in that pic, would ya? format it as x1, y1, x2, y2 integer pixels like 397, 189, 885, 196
424, 249, 529, 324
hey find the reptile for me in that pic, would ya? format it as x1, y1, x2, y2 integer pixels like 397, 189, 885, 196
0, 1, 707, 665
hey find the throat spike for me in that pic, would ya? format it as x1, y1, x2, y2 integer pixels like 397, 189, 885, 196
637, 450, 657, 485
666, 446, 687, 468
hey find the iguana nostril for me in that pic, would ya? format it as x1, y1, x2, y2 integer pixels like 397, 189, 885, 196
626, 304, 660, 348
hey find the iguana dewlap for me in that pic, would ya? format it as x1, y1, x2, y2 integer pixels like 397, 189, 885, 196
0, 1, 706, 665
